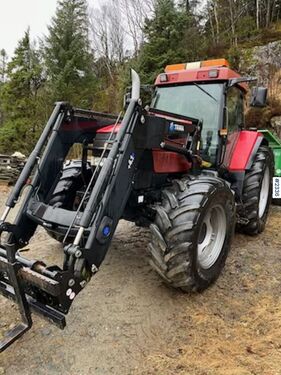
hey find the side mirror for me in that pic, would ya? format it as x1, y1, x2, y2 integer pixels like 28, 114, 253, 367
250, 87, 268, 108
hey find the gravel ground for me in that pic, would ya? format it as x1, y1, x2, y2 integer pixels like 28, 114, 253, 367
0, 185, 281, 375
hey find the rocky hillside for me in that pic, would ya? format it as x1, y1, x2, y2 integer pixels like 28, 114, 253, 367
238, 40, 281, 135
241, 41, 281, 84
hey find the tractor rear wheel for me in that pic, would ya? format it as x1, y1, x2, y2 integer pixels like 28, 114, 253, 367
237, 146, 274, 235
148, 175, 236, 292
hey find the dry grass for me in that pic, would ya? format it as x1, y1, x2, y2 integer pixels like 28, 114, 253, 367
139, 296, 281, 375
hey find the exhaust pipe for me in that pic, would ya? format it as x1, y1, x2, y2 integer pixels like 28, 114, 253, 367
131, 69, 140, 101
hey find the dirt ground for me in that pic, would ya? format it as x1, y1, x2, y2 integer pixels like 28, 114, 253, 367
0, 185, 281, 375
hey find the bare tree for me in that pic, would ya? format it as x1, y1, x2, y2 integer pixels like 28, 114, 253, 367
256, 0, 260, 29
0, 49, 8, 83
208, 5, 216, 41
90, 0, 154, 64
119, 0, 154, 56
228, 0, 237, 46
89, 0, 125, 80
266, 0, 272, 27
207, 1, 220, 44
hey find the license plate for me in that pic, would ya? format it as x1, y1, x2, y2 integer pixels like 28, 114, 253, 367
273, 177, 281, 198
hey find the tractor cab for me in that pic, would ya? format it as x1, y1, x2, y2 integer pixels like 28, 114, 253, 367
152, 59, 263, 168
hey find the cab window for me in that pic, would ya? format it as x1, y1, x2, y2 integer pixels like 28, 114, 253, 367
226, 87, 244, 132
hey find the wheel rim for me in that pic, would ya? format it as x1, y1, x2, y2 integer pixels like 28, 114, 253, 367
259, 167, 270, 218
197, 205, 227, 270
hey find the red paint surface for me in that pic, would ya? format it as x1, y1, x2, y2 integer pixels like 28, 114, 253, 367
227, 130, 263, 171
97, 122, 192, 174
155, 67, 247, 91
97, 124, 121, 133
152, 150, 191, 173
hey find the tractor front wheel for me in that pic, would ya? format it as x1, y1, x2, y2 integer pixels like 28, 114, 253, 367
148, 175, 236, 292
46, 160, 91, 242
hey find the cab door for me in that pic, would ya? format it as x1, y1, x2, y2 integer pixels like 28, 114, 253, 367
223, 86, 245, 167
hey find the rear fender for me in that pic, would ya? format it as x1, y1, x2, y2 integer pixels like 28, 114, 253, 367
227, 130, 263, 172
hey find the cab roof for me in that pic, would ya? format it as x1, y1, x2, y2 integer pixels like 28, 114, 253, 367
155, 58, 247, 91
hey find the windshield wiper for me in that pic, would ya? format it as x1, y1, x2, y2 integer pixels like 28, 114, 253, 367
192, 82, 218, 102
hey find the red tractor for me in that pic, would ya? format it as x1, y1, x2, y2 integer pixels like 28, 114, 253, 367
0, 59, 273, 350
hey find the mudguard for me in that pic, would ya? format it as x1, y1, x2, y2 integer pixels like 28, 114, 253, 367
226, 130, 264, 172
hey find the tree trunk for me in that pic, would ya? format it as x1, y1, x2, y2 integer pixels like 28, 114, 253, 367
271, 0, 276, 21
228, 0, 236, 46
208, 7, 215, 41
214, 2, 220, 44
256, 0, 260, 29
266, 0, 271, 27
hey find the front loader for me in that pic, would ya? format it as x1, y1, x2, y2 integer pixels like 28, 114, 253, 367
0, 60, 275, 351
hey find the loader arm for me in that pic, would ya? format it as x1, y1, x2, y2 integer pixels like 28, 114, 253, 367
0, 99, 145, 351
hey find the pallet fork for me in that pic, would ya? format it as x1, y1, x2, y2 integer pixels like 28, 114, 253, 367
0, 242, 32, 351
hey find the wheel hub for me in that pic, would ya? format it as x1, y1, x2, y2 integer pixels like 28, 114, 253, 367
197, 205, 226, 270
259, 166, 270, 218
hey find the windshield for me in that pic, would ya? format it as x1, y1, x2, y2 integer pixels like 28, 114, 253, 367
151, 83, 223, 164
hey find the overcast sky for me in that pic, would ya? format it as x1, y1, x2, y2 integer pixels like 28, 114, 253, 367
0, 0, 104, 57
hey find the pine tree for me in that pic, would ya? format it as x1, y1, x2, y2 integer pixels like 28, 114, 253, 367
44, 0, 95, 107
0, 30, 45, 153
138, 0, 201, 83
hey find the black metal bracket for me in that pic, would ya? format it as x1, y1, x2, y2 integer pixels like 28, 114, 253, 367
0, 222, 23, 245
0, 239, 69, 352
0, 243, 32, 352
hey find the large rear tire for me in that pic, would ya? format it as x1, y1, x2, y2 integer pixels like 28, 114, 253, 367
148, 175, 236, 292
237, 146, 274, 235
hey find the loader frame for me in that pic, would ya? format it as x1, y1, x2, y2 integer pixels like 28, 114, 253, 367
0, 99, 143, 350
0, 74, 202, 351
